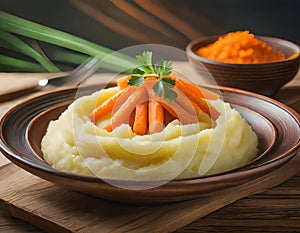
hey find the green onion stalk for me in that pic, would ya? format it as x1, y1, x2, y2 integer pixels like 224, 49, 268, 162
0, 10, 138, 73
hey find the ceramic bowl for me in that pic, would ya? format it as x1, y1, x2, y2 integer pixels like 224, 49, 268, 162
0, 85, 299, 204
186, 35, 300, 96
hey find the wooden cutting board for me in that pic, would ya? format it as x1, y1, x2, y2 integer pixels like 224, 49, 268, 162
0, 155, 298, 233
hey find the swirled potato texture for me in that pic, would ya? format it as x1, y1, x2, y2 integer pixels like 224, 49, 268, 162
41, 86, 258, 180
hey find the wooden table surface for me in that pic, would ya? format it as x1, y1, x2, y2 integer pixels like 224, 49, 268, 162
0, 65, 299, 233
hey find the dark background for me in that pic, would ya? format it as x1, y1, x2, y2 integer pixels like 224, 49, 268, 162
1, 0, 299, 51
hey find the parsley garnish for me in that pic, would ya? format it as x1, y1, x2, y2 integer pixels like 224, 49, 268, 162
128, 51, 177, 103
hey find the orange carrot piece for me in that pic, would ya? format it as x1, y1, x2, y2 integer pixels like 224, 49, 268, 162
116, 75, 130, 89
133, 101, 148, 135
111, 86, 148, 130
117, 75, 158, 89
173, 86, 197, 115
148, 100, 164, 134
191, 101, 201, 115
197, 98, 220, 120
145, 80, 198, 124
145, 76, 158, 81
105, 109, 136, 132
88, 87, 129, 123
129, 110, 136, 129
144, 80, 176, 116
156, 100, 177, 119
171, 100, 199, 124
104, 111, 135, 132
174, 77, 219, 100
168, 79, 220, 120
104, 121, 113, 132
164, 109, 176, 125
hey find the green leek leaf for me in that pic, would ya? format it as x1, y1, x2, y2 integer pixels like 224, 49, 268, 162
0, 10, 137, 72
0, 54, 46, 72
0, 29, 60, 72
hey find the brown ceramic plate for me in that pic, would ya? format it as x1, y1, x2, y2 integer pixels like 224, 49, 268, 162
0, 85, 299, 204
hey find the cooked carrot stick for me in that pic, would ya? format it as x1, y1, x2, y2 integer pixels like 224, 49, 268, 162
145, 80, 198, 124
117, 75, 158, 89
104, 109, 135, 133
117, 75, 218, 101
104, 121, 113, 132
173, 86, 197, 116
173, 77, 219, 100
98, 76, 220, 134
145, 76, 158, 81
164, 109, 176, 125
129, 110, 136, 129
144, 80, 176, 116
171, 100, 199, 124
104, 102, 146, 133
156, 99, 177, 119
196, 98, 220, 120
116, 75, 130, 89
169, 79, 220, 120
111, 86, 148, 130
191, 101, 201, 115
133, 101, 148, 135
88, 87, 130, 122
148, 100, 164, 134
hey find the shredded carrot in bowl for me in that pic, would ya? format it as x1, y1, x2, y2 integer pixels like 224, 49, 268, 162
196, 30, 286, 64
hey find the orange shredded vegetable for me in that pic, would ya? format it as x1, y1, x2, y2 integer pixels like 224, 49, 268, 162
196, 30, 286, 64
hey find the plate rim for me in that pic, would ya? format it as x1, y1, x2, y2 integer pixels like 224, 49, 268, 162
0, 84, 299, 186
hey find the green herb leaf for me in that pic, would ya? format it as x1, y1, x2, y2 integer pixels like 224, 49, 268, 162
153, 80, 164, 97
136, 51, 155, 73
136, 51, 152, 65
128, 75, 145, 86
161, 78, 177, 103
164, 87, 178, 104
153, 78, 177, 103
128, 51, 176, 102
161, 77, 175, 86
132, 68, 145, 75
156, 60, 173, 77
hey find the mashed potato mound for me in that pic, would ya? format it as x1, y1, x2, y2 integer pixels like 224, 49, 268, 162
41, 86, 258, 180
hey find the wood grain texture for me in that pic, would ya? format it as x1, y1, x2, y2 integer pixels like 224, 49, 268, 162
1, 172, 300, 233
178, 174, 300, 233
0, 216, 42, 233
0, 73, 59, 102
0, 155, 298, 233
